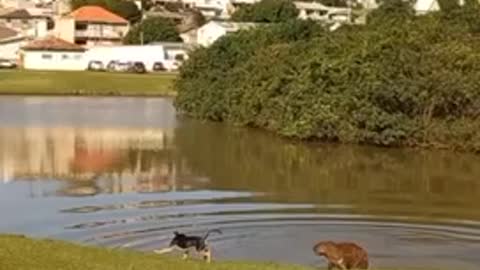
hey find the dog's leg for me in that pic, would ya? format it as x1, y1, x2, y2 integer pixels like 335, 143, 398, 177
153, 247, 176, 254
182, 250, 189, 260
202, 248, 212, 263
327, 262, 335, 270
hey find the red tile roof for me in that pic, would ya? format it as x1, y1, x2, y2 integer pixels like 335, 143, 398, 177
69, 6, 128, 24
22, 36, 86, 52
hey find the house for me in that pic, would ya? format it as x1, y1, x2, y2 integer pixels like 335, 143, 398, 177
294, 1, 351, 22
145, 8, 186, 24
0, 0, 36, 9
181, 20, 257, 47
356, 0, 442, 14
150, 0, 231, 18
55, 5, 129, 47
20, 36, 86, 70
0, 8, 50, 38
0, 25, 25, 60
414, 0, 440, 14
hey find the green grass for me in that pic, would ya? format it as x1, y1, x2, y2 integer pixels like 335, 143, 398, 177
0, 235, 446, 270
0, 70, 177, 96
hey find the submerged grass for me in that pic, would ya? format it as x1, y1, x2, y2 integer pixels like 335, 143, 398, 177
0, 235, 447, 270
0, 70, 176, 96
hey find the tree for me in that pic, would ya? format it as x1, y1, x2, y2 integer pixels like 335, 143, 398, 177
439, 0, 480, 33
231, 0, 299, 23
124, 17, 181, 44
188, 9, 206, 28
108, 0, 142, 23
70, 0, 141, 23
437, 0, 462, 11
367, 0, 415, 25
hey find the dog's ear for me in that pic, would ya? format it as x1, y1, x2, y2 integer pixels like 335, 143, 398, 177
173, 231, 179, 236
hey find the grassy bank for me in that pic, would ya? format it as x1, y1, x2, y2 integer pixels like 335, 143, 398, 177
0, 235, 445, 270
0, 235, 311, 270
0, 70, 176, 96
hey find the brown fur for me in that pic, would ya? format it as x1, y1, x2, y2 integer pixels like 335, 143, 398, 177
313, 241, 369, 270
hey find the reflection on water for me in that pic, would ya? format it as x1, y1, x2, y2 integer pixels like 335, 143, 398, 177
0, 127, 198, 196
0, 97, 479, 269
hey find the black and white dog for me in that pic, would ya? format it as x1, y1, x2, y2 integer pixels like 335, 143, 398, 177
154, 229, 222, 263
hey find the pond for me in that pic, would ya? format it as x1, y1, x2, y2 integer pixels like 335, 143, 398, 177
0, 96, 479, 269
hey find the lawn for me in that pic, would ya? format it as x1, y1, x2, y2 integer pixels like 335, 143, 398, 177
0, 235, 446, 270
0, 70, 177, 96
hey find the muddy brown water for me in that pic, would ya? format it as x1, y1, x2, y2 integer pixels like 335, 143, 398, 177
0, 96, 479, 269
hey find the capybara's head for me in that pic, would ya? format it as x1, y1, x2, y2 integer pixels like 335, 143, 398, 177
313, 241, 336, 256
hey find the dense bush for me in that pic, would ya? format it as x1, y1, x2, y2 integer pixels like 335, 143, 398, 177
124, 17, 181, 44
231, 0, 299, 22
175, 2, 480, 152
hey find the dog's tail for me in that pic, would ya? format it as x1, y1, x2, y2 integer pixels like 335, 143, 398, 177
202, 229, 222, 241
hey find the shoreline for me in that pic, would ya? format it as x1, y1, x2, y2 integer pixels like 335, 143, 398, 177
0, 234, 447, 270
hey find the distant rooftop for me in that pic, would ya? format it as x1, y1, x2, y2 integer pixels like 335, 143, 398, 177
211, 20, 258, 31
22, 36, 86, 52
0, 8, 32, 18
294, 1, 329, 10
69, 5, 128, 24
0, 25, 18, 41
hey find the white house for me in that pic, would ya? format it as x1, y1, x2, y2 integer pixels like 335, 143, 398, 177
0, 0, 36, 9
181, 20, 257, 47
295, 1, 351, 22
20, 36, 86, 70
0, 25, 25, 61
356, 0, 442, 14
150, 0, 232, 18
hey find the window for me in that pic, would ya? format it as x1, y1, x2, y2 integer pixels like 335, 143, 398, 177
75, 23, 87, 30
41, 54, 53, 60
74, 54, 82, 60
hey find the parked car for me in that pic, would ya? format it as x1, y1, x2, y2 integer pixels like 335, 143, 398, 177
169, 61, 180, 72
107, 60, 130, 72
87, 61, 104, 71
116, 62, 130, 72
152, 62, 166, 72
106, 60, 117, 71
0, 59, 16, 69
163, 61, 181, 72
128, 62, 146, 74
